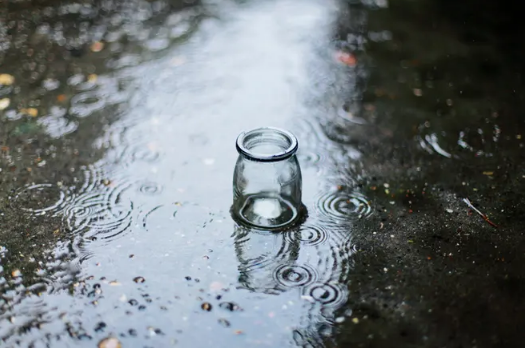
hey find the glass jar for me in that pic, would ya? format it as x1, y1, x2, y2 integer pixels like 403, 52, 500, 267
232, 127, 303, 230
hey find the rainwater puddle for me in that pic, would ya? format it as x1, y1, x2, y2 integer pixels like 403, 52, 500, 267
5, 0, 523, 346
0, 0, 367, 346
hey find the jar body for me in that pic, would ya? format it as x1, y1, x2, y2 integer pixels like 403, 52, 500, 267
232, 128, 303, 230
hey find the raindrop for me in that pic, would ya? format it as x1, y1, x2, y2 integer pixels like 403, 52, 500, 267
118, 142, 162, 165
304, 282, 347, 307
273, 263, 317, 288
69, 91, 105, 118
63, 174, 134, 243
138, 181, 162, 195
12, 183, 69, 214
296, 149, 323, 168
38, 114, 78, 139
218, 318, 230, 327
337, 103, 367, 124
316, 190, 372, 220
284, 225, 328, 246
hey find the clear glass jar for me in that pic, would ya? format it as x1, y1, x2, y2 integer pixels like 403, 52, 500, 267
232, 127, 303, 230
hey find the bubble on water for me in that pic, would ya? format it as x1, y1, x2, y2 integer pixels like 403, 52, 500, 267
12, 183, 70, 215
273, 263, 317, 288
316, 190, 372, 220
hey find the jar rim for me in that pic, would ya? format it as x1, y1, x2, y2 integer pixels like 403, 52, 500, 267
236, 127, 298, 162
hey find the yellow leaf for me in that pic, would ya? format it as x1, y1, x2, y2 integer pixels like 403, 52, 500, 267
0, 74, 15, 85
20, 108, 38, 117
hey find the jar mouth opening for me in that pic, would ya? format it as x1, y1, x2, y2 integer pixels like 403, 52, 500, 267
236, 127, 298, 162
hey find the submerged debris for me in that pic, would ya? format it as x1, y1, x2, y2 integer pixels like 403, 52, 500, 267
133, 276, 145, 283
201, 302, 212, 311
462, 198, 498, 228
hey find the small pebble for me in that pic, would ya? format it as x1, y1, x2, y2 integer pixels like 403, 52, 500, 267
98, 337, 121, 348
218, 318, 230, 327
91, 41, 105, 52
201, 302, 212, 311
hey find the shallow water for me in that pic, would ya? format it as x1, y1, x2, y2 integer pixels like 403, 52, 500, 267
2, 0, 525, 347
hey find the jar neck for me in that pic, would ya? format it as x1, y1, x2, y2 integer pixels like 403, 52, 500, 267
236, 127, 298, 162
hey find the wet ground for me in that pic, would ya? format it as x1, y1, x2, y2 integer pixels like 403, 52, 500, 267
1, 0, 525, 347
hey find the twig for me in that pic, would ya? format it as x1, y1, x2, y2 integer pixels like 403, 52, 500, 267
462, 198, 498, 228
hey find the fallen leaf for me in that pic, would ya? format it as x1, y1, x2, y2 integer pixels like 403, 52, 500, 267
90, 41, 105, 53
0, 98, 10, 110
0, 74, 14, 85
335, 51, 357, 66
20, 108, 38, 117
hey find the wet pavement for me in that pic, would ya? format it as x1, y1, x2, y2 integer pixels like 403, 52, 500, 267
1, 0, 525, 347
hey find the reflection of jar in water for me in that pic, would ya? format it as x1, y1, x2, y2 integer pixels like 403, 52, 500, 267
232, 127, 303, 230
233, 224, 306, 295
